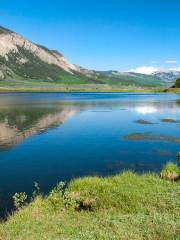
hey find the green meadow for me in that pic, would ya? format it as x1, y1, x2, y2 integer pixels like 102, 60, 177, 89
0, 79, 166, 93
0, 164, 179, 240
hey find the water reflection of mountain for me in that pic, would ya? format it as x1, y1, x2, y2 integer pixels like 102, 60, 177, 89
0, 94, 180, 150
0, 107, 78, 150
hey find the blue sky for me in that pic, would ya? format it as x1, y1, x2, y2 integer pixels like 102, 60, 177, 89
0, 0, 180, 72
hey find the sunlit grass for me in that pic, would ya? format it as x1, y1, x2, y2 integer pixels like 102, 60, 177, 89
0, 170, 180, 240
160, 162, 180, 181
0, 79, 167, 92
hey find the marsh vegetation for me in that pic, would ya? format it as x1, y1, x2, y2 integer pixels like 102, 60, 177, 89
135, 119, 154, 125
124, 132, 180, 143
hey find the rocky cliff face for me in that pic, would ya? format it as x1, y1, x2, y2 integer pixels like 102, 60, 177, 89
0, 26, 82, 81
0, 26, 78, 73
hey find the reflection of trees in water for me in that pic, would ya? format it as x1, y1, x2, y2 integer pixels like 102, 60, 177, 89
0, 108, 78, 150
176, 100, 180, 105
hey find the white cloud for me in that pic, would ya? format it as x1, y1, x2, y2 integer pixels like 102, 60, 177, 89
165, 60, 177, 64
169, 67, 180, 71
128, 66, 158, 74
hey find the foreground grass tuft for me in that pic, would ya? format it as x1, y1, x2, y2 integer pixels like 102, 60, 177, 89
160, 162, 180, 181
0, 171, 180, 240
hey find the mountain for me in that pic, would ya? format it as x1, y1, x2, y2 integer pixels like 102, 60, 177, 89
0, 26, 177, 89
0, 26, 82, 82
152, 71, 180, 83
0, 26, 109, 85
94, 70, 174, 87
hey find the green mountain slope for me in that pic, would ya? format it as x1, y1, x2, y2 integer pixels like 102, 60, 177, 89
95, 71, 171, 87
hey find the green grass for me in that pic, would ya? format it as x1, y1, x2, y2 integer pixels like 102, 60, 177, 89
161, 162, 180, 175
160, 162, 180, 181
0, 170, 180, 240
96, 71, 171, 88
165, 88, 180, 93
0, 78, 167, 93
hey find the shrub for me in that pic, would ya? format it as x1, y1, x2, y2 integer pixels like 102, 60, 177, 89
13, 192, 28, 209
46, 182, 65, 210
160, 162, 180, 181
176, 152, 180, 159
65, 191, 96, 211
174, 78, 180, 88
32, 182, 41, 199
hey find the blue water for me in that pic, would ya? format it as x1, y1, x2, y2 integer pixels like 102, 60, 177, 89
0, 92, 180, 216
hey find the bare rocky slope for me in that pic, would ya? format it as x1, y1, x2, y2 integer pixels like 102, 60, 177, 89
0, 29, 78, 73
0, 26, 84, 82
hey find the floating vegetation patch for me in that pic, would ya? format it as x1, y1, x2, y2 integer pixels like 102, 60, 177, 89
155, 149, 172, 157
106, 159, 160, 172
161, 118, 180, 123
124, 132, 180, 143
135, 119, 154, 125
124, 132, 150, 141
106, 160, 125, 170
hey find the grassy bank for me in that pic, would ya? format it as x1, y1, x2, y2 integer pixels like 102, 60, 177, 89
0, 85, 166, 93
0, 79, 167, 92
0, 168, 180, 240
164, 88, 180, 93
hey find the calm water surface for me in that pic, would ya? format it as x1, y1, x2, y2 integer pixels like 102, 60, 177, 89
0, 92, 180, 216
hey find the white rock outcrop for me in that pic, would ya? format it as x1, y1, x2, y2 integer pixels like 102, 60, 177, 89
0, 32, 79, 73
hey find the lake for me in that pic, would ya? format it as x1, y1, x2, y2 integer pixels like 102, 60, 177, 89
0, 92, 180, 216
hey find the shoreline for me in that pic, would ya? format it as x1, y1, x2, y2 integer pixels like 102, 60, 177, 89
0, 87, 179, 93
